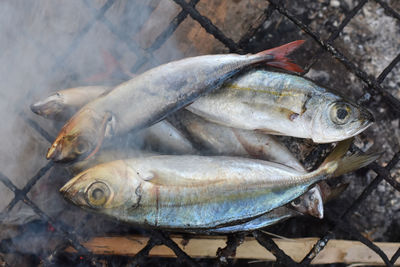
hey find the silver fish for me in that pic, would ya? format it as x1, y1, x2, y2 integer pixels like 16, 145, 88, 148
60, 140, 377, 229
46, 41, 305, 162
187, 70, 374, 143
31, 85, 196, 156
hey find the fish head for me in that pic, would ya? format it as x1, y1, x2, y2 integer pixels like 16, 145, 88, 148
60, 160, 141, 212
290, 186, 324, 219
310, 94, 374, 143
30, 93, 65, 119
47, 108, 114, 162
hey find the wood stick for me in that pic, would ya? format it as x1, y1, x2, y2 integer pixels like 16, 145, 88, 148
65, 235, 400, 265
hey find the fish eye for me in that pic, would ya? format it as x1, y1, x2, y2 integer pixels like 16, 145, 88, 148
75, 138, 90, 154
291, 198, 301, 207
86, 181, 111, 208
330, 102, 352, 125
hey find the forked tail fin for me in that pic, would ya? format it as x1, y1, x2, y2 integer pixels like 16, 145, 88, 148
254, 40, 305, 73
318, 138, 380, 178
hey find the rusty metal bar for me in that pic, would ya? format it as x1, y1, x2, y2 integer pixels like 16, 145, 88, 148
391, 247, 400, 265
0, 171, 90, 257
374, 0, 400, 21
253, 230, 298, 267
268, 0, 400, 116
50, 0, 116, 71
5, 161, 54, 212
150, 230, 200, 267
335, 219, 393, 266
172, 0, 240, 52
131, 0, 200, 73
327, 0, 368, 43
377, 53, 400, 83
301, 152, 400, 264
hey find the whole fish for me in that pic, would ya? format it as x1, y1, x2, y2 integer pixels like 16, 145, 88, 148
31, 86, 112, 121
187, 70, 374, 143
60, 139, 377, 229
31, 86, 197, 155
180, 111, 324, 218
46, 40, 305, 162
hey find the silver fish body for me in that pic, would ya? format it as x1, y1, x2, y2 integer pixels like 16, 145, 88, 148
187, 70, 374, 143
48, 41, 304, 162
202, 207, 298, 234
61, 140, 372, 230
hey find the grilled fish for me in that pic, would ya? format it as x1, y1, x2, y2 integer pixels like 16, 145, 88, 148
187, 70, 374, 143
31, 86, 196, 156
46, 41, 304, 162
60, 139, 377, 229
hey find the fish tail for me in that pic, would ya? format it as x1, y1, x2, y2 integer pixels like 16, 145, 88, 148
317, 138, 379, 178
331, 152, 380, 177
254, 40, 305, 73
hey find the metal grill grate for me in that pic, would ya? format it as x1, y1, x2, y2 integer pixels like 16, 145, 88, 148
0, 0, 399, 266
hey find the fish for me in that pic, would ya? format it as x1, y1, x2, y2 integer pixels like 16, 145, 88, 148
180, 110, 324, 218
30, 86, 112, 121
60, 139, 378, 229
186, 70, 374, 143
31, 86, 196, 156
46, 40, 305, 162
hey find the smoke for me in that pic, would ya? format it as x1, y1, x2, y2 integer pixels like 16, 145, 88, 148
0, 0, 186, 231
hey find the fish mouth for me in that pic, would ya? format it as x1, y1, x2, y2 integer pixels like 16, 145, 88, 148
30, 99, 61, 117
46, 141, 62, 161
349, 111, 374, 137
30, 102, 44, 115
309, 200, 324, 219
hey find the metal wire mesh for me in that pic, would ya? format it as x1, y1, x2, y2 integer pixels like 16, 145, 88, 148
0, 0, 399, 266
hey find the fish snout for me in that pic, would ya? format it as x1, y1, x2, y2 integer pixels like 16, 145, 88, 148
361, 108, 375, 125
30, 102, 44, 115
60, 182, 86, 206
46, 142, 60, 160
